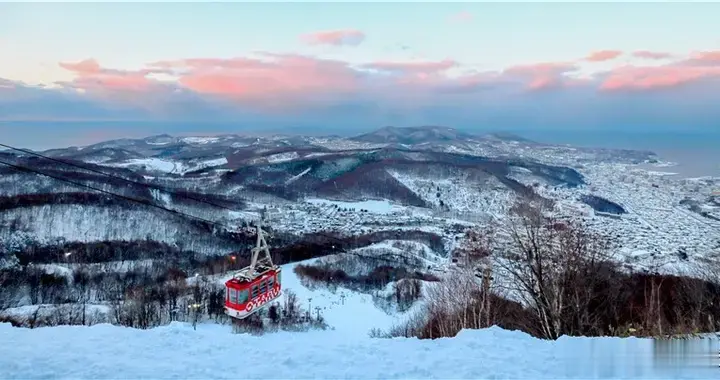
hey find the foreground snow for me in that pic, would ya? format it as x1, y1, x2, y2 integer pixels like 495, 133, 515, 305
2, 260, 718, 379
3, 259, 718, 379
1, 322, 718, 379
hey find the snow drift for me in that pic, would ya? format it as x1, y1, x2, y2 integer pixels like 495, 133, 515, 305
1, 322, 718, 379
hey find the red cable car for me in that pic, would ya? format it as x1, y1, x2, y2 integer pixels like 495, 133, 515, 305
224, 220, 282, 319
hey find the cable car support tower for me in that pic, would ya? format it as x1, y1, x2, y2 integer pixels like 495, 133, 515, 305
232, 217, 276, 283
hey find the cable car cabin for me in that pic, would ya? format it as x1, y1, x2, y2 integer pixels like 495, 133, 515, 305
224, 217, 280, 319
224, 266, 281, 319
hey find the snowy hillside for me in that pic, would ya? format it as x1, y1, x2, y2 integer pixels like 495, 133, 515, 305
0, 205, 239, 255
5, 126, 715, 277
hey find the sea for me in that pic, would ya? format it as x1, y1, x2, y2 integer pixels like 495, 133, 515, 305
514, 130, 720, 179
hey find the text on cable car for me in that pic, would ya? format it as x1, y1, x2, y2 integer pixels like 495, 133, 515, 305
246, 287, 280, 312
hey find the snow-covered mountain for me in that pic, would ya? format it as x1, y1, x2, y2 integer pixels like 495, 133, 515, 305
2, 127, 720, 340
1, 126, 716, 270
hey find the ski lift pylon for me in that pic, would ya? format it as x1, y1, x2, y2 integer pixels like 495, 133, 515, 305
224, 217, 281, 320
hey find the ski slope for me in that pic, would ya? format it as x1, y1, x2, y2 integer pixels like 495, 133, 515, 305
223, 259, 420, 338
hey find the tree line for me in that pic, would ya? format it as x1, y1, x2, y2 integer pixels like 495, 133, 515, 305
375, 199, 720, 340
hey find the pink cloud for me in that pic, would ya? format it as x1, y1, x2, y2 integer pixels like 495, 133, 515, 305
58, 59, 168, 93
362, 59, 457, 74
504, 62, 577, 75
527, 76, 560, 90
300, 29, 365, 46
585, 50, 623, 62
151, 58, 269, 71
61, 56, 444, 109
59, 59, 102, 74
600, 64, 720, 91
49, 47, 720, 109
689, 50, 720, 64
503, 62, 579, 90
159, 54, 360, 106
632, 50, 673, 60
449, 11, 473, 23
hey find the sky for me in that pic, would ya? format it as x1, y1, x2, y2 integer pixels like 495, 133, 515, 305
1, 2, 720, 148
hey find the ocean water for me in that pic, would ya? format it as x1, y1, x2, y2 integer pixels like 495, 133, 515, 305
514, 130, 720, 179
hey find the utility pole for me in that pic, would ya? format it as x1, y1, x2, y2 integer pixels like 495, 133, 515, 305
307, 297, 313, 320
191, 273, 201, 330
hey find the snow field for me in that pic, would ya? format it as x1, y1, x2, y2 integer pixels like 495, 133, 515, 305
305, 198, 404, 215
2, 320, 718, 379
246, 151, 300, 165
180, 137, 221, 145
107, 156, 228, 175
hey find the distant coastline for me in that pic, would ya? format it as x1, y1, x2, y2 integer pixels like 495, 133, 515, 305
514, 130, 720, 179
3, 121, 718, 178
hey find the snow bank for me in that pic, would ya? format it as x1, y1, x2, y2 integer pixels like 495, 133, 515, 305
1, 322, 717, 379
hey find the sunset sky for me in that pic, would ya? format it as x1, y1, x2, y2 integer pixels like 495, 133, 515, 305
1, 2, 720, 147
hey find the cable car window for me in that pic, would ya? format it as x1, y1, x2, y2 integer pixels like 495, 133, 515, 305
237, 289, 249, 304
251, 285, 259, 299
229, 288, 237, 304
277, 272, 281, 284
268, 276, 275, 288
259, 280, 267, 294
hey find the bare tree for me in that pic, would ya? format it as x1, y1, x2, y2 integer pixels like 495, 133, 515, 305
495, 199, 613, 339
690, 258, 720, 332
73, 265, 91, 326
26, 266, 42, 305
